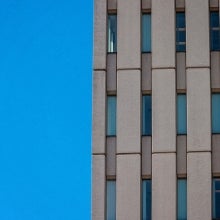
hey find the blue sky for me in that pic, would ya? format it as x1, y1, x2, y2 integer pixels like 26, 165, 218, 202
0, 0, 92, 219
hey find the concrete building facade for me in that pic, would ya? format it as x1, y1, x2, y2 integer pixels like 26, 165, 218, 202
92, 0, 220, 219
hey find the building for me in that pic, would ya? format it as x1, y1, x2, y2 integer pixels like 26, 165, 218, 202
92, 0, 220, 219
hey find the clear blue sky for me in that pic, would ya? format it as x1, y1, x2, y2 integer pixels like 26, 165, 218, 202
0, 0, 92, 219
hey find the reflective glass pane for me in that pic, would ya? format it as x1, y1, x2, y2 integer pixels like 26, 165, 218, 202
211, 12, 219, 28
176, 13, 185, 28
212, 94, 220, 133
142, 96, 152, 135
213, 179, 220, 219
142, 180, 151, 220
108, 15, 117, 53
176, 13, 186, 52
177, 94, 187, 135
210, 12, 220, 51
107, 96, 116, 136
107, 181, 116, 220
178, 179, 187, 220
142, 14, 151, 52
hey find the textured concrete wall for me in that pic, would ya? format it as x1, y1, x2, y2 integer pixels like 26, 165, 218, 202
152, 0, 175, 68
211, 52, 220, 89
152, 69, 176, 153
92, 71, 106, 154
142, 136, 152, 177
212, 135, 220, 174
92, 155, 106, 220
116, 154, 141, 220
185, 0, 209, 67
177, 135, 187, 175
177, 53, 186, 90
187, 153, 212, 220
94, 0, 107, 69
107, 54, 117, 92
187, 68, 211, 152
117, 0, 141, 69
117, 70, 141, 153
107, 137, 116, 176
142, 53, 152, 91
152, 153, 176, 220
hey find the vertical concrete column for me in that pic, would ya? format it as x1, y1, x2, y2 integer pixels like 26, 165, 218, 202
92, 155, 106, 220
116, 155, 141, 220
93, 0, 107, 70
151, 1, 176, 220
117, 0, 141, 220
185, 0, 211, 219
93, 0, 107, 219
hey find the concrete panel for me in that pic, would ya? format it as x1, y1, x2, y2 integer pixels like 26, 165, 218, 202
211, 52, 220, 89
92, 71, 106, 154
212, 134, 220, 174
187, 152, 212, 220
177, 135, 187, 175
117, 70, 141, 153
142, 53, 152, 91
185, 0, 210, 67
94, 0, 107, 70
117, 0, 141, 69
108, 0, 117, 10
177, 52, 186, 90
116, 154, 141, 220
152, 69, 176, 153
92, 155, 106, 220
142, 0, 151, 10
210, 0, 218, 8
107, 137, 116, 176
107, 54, 117, 92
142, 136, 152, 176
152, 153, 176, 220
176, 0, 185, 8
187, 68, 211, 152
152, 0, 175, 68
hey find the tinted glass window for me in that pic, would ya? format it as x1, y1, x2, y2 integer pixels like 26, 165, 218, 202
108, 15, 117, 53
212, 94, 220, 133
142, 180, 151, 220
142, 14, 151, 52
178, 179, 187, 220
107, 96, 116, 136
213, 179, 220, 219
210, 12, 220, 51
177, 94, 187, 135
176, 13, 186, 52
107, 181, 116, 220
142, 95, 152, 135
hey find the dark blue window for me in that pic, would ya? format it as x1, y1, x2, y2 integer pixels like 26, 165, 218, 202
213, 179, 220, 219
177, 94, 187, 135
107, 96, 116, 136
142, 14, 151, 52
178, 179, 187, 220
108, 15, 117, 53
210, 12, 220, 51
107, 180, 116, 220
142, 95, 152, 135
176, 13, 186, 52
212, 94, 220, 134
142, 180, 151, 220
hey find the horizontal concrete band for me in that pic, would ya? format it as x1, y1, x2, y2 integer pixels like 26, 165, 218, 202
152, 67, 176, 70
117, 68, 141, 71
186, 66, 210, 69
93, 68, 106, 71
116, 152, 141, 155
93, 153, 106, 155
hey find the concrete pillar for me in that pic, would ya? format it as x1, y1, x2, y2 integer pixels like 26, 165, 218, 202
185, 0, 211, 219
